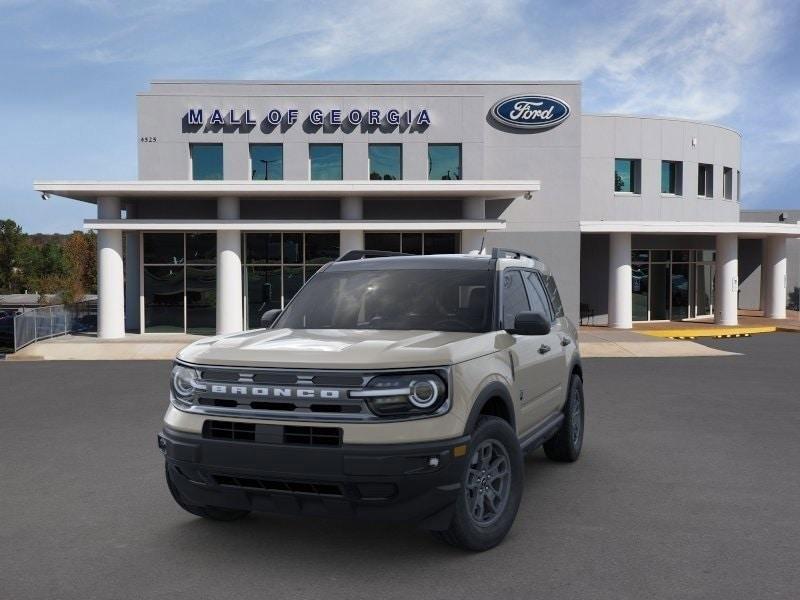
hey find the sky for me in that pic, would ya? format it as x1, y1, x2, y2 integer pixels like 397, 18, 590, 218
1, 0, 798, 233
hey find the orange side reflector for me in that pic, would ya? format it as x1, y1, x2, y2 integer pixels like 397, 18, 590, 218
453, 444, 467, 457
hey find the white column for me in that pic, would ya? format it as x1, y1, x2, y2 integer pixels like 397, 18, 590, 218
124, 203, 140, 332
340, 196, 364, 255
462, 198, 487, 253
608, 232, 632, 329
714, 233, 739, 326
764, 236, 787, 319
216, 197, 243, 335
97, 197, 125, 339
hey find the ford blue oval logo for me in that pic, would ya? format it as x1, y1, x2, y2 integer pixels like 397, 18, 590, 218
490, 95, 571, 130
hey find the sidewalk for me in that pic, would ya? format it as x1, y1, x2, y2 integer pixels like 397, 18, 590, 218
7, 333, 202, 361
7, 329, 739, 361
578, 327, 737, 357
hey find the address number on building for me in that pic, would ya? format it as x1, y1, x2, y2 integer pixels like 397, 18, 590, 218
139, 136, 157, 143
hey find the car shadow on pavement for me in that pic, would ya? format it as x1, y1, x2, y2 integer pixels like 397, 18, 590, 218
151, 452, 562, 561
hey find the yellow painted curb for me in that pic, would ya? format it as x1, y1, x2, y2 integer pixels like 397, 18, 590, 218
639, 326, 777, 339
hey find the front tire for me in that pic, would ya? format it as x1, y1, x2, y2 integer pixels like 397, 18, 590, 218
543, 374, 584, 462
432, 416, 523, 551
165, 464, 250, 521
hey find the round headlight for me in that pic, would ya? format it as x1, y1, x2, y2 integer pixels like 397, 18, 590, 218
409, 379, 440, 408
171, 365, 200, 399
355, 372, 448, 417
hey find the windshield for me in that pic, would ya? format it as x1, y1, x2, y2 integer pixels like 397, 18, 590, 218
275, 268, 494, 332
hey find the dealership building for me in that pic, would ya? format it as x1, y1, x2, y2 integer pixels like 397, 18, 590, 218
34, 81, 800, 338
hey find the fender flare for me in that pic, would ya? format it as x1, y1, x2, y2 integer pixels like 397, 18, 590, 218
463, 381, 516, 434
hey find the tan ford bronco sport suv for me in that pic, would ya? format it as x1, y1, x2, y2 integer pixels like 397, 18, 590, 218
159, 248, 584, 551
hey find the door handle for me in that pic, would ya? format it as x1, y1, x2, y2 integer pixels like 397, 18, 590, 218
538, 344, 551, 354
560, 337, 571, 347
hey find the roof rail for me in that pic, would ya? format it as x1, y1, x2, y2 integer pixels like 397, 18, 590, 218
336, 249, 412, 262
490, 247, 541, 261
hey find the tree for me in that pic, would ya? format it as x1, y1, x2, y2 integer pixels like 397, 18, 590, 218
0, 219, 27, 293
0, 222, 96, 300
60, 231, 97, 304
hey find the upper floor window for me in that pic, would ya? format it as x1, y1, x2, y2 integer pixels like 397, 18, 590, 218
723, 166, 733, 200
309, 144, 343, 180
428, 144, 461, 180
661, 161, 683, 195
190, 144, 223, 180
250, 144, 283, 180
368, 144, 402, 180
736, 170, 741, 202
698, 163, 714, 198
614, 158, 640, 193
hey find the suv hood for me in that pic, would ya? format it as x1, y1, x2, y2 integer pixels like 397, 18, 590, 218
177, 328, 497, 369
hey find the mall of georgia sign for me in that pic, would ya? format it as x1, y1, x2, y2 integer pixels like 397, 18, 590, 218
490, 95, 570, 130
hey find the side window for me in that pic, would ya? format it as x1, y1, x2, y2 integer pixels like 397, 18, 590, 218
542, 274, 565, 318
522, 271, 552, 320
502, 270, 529, 328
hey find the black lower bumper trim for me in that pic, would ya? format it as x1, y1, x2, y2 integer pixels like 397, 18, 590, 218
160, 426, 470, 529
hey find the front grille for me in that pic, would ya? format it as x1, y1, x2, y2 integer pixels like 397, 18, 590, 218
190, 367, 370, 420
201, 369, 298, 386
180, 365, 450, 423
283, 426, 342, 447
310, 373, 365, 387
212, 474, 343, 497
203, 420, 255, 441
203, 420, 342, 447
197, 397, 362, 415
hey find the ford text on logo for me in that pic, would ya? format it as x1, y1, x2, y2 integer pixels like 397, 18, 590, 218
490, 95, 571, 130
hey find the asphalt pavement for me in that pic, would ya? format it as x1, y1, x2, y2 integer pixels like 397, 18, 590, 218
1, 333, 799, 599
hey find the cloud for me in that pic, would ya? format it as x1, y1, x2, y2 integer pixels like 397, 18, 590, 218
2, 0, 798, 223
593, 0, 780, 121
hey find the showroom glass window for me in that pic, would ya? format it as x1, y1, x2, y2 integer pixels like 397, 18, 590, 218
191, 144, 223, 180
661, 161, 682, 195
250, 144, 283, 180
243, 232, 340, 328
614, 158, 640, 193
698, 163, 714, 197
428, 144, 461, 180
368, 144, 402, 180
309, 144, 343, 180
142, 233, 217, 334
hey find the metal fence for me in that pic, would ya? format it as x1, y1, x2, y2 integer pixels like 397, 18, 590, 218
0, 302, 97, 354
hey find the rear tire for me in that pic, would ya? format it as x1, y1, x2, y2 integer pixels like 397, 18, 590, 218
432, 416, 523, 551
543, 374, 584, 462
165, 464, 250, 521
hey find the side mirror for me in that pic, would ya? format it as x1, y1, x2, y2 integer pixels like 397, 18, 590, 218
260, 309, 282, 329
507, 311, 551, 336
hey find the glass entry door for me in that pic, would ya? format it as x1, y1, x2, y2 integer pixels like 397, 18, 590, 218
631, 249, 716, 322
694, 263, 714, 317
670, 263, 691, 320
649, 263, 670, 320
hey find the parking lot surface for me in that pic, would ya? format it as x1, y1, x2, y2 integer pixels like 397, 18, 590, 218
1, 334, 799, 599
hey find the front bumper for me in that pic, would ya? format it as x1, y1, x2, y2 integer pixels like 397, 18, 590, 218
159, 426, 470, 530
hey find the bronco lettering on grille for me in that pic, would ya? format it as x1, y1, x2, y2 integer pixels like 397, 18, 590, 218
209, 385, 341, 399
